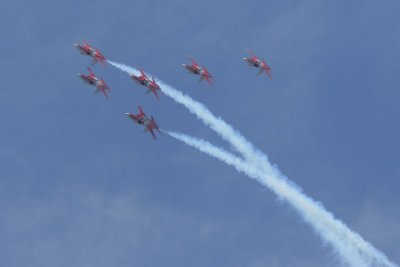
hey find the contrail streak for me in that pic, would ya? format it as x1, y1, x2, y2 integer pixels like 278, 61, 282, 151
166, 131, 396, 267
109, 60, 398, 267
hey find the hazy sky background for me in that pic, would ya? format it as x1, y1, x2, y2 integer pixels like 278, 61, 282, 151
0, 0, 399, 266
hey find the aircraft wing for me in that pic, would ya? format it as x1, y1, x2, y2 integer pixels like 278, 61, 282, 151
146, 87, 160, 100
148, 127, 157, 140
97, 87, 109, 99
100, 79, 110, 90
98, 58, 106, 66
203, 68, 212, 85
262, 63, 272, 79
102, 86, 110, 99
265, 70, 272, 79
152, 88, 160, 100
205, 76, 212, 85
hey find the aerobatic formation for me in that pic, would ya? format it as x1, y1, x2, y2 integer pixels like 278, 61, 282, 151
73, 41, 398, 267
74, 40, 271, 139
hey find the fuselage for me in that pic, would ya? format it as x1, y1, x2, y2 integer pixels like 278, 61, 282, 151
132, 76, 150, 86
79, 75, 107, 90
74, 44, 93, 56
182, 64, 202, 75
79, 75, 96, 85
127, 114, 154, 128
244, 57, 261, 68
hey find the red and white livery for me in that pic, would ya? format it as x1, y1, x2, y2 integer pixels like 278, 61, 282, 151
78, 68, 110, 99
182, 56, 213, 86
74, 41, 106, 66
243, 50, 272, 79
125, 105, 160, 140
131, 69, 161, 100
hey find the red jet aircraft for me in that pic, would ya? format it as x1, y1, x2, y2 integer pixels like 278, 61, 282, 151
131, 69, 161, 100
74, 41, 106, 66
243, 51, 272, 79
125, 105, 160, 140
78, 68, 110, 99
182, 56, 213, 86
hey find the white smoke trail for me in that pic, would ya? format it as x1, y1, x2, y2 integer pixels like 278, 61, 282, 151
109, 60, 398, 267
166, 131, 397, 267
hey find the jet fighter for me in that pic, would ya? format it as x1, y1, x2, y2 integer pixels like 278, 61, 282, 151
74, 41, 106, 66
78, 68, 110, 99
125, 105, 160, 140
182, 56, 213, 85
131, 69, 161, 100
243, 51, 272, 79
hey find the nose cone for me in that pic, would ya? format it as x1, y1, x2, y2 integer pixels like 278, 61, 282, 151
243, 58, 248, 61
125, 113, 130, 116
73, 44, 79, 47
181, 64, 187, 67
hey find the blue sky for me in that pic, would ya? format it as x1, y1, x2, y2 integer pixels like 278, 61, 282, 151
0, 0, 399, 266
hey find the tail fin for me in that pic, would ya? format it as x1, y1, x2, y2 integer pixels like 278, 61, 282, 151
138, 105, 144, 115
100, 78, 110, 89
87, 67, 95, 76
151, 116, 160, 131
247, 49, 256, 59
186, 55, 196, 64
153, 89, 160, 100
140, 69, 148, 78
